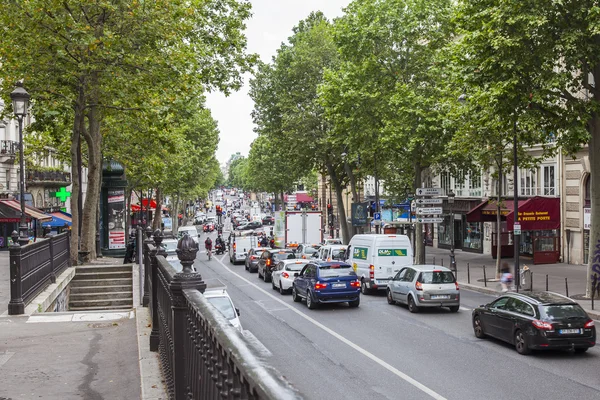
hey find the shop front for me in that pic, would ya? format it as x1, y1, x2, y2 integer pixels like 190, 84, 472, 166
0, 199, 52, 249
506, 196, 560, 264
438, 199, 485, 253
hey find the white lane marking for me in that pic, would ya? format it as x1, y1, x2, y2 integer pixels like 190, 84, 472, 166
459, 307, 471, 312
215, 257, 447, 400
0, 351, 15, 367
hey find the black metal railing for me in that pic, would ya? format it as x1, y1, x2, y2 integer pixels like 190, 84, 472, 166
8, 231, 71, 315
0, 140, 18, 156
144, 231, 301, 400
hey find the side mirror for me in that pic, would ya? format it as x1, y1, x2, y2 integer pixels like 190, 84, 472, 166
294, 273, 299, 277
235, 308, 240, 316
198, 234, 201, 237
388, 276, 393, 281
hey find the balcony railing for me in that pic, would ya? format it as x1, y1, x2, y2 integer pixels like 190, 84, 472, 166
0, 140, 18, 156
26, 170, 72, 187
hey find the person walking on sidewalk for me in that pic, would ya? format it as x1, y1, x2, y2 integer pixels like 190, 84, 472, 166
500, 263, 514, 292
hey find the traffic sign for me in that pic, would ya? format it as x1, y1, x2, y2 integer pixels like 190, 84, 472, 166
373, 212, 381, 220
416, 217, 444, 223
514, 222, 521, 235
415, 198, 443, 205
417, 207, 443, 215
416, 188, 443, 196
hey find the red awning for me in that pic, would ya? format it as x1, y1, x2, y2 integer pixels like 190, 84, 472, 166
0, 200, 52, 222
131, 199, 168, 211
466, 199, 528, 223
506, 196, 560, 231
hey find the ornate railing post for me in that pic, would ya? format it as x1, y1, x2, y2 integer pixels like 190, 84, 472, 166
142, 226, 153, 307
149, 229, 163, 352
8, 231, 24, 315
171, 234, 205, 400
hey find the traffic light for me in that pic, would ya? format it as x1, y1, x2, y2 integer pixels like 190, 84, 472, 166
216, 205, 222, 216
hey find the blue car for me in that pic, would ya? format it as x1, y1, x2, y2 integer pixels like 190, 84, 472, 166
291, 261, 361, 309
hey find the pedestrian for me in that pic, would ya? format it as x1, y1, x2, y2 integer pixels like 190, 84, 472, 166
500, 263, 513, 292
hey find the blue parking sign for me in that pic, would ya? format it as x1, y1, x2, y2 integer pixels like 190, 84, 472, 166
374, 212, 381, 220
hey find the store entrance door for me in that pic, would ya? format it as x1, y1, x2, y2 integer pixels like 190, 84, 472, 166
454, 218, 462, 250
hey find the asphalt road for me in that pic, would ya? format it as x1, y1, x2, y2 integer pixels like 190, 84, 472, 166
196, 196, 600, 400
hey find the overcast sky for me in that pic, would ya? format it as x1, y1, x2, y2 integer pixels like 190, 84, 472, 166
206, 0, 351, 165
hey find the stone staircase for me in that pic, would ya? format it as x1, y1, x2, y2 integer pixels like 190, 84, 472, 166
69, 265, 134, 311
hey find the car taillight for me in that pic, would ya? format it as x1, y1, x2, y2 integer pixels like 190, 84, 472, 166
314, 282, 327, 290
532, 320, 554, 330
584, 320, 595, 328
233, 243, 236, 250
350, 280, 360, 288
415, 281, 423, 291
282, 272, 289, 279
369, 265, 374, 280
455, 282, 460, 291
250, 256, 256, 260
266, 259, 271, 267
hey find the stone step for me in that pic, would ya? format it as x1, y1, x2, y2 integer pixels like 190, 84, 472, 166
76, 265, 133, 274
70, 291, 133, 301
69, 298, 133, 308
73, 271, 132, 280
70, 278, 132, 287
69, 305, 133, 312
70, 284, 132, 294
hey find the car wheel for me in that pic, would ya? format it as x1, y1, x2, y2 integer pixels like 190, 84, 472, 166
306, 291, 317, 309
408, 295, 419, 313
514, 330, 531, 355
473, 315, 486, 338
386, 289, 395, 305
348, 298, 360, 308
292, 287, 301, 302
574, 347, 589, 353
361, 280, 371, 295
229, 257, 234, 264
279, 281, 286, 295
449, 306, 460, 313
245, 263, 248, 271
271, 279, 277, 290
263, 271, 269, 282
257, 268, 262, 279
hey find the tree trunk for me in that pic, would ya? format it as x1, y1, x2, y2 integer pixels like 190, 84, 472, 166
327, 163, 350, 244
69, 90, 84, 265
153, 187, 162, 230
587, 112, 600, 297
173, 193, 180, 233
414, 162, 425, 264
496, 158, 503, 275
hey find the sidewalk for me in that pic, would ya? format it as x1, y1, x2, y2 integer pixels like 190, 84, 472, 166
424, 246, 600, 320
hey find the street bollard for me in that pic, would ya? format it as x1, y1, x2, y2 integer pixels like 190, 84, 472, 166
565, 277, 569, 297
546, 274, 548, 291
530, 272, 533, 292
441, 259, 444, 267
483, 265, 487, 287
467, 263, 470, 284
592, 275, 597, 311
433, 257, 436, 265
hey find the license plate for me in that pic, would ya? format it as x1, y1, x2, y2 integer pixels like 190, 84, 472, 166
431, 295, 450, 300
332, 283, 346, 289
559, 329, 581, 334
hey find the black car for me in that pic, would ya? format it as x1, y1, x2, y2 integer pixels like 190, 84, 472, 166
237, 221, 262, 231
257, 248, 297, 282
245, 247, 269, 272
262, 215, 274, 225
472, 292, 596, 355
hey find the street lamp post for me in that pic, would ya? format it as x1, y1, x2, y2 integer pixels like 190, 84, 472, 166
10, 83, 30, 246
513, 120, 520, 291
448, 190, 457, 275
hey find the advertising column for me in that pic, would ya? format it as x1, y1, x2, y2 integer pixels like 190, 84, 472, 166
107, 189, 126, 250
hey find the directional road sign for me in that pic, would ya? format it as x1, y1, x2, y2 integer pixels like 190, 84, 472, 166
416, 217, 444, 223
416, 188, 443, 196
417, 207, 443, 215
415, 198, 443, 205
373, 212, 381, 220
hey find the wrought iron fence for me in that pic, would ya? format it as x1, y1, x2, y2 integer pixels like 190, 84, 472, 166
8, 231, 71, 315
145, 232, 301, 400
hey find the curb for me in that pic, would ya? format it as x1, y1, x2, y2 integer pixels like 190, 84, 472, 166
459, 281, 600, 321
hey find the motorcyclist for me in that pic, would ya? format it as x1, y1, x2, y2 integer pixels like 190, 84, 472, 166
215, 235, 225, 254
260, 235, 268, 247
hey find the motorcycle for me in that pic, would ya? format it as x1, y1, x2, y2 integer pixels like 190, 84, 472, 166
215, 243, 225, 255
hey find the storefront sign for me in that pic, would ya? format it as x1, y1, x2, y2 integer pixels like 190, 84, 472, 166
584, 208, 591, 230
107, 189, 126, 249
506, 197, 560, 231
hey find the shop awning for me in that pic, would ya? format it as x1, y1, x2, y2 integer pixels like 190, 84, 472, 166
131, 202, 168, 212
0, 200, 52, 223
506, 196, 560, 231
466, 199, 528, 223
284, 193, 314, 203
41, 211, 72, 228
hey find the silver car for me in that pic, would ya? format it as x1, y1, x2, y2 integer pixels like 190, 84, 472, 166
386, 265, 460, 313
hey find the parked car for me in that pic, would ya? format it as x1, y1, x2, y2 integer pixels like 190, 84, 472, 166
257, 248, 297, 282
262, 215, 275, 225
472, 292, 596, 355
387, 265, 460, 313
245, 247, 269, 272
296, 243, 321, 259
346, 234, 413, 294
292, 261, 361, 309
271, 259, 310, 294
204, 288, 242, 332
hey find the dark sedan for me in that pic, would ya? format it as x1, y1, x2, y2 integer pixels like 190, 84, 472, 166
244, 247, 269, 272
472, 292, 596, 355
262, 215, 274, 225
237, 221, 262, 231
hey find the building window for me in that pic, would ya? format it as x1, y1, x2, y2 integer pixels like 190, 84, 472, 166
440, 172, 450, 195
542, 165, 555, 195
520, 168, 537, 196
5, 169, 10, 191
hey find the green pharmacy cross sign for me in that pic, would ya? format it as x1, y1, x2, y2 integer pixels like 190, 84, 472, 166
52, 187, 71, 202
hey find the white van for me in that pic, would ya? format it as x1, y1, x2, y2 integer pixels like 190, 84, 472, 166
316, 244, 348, 262
346, 234, 413, 294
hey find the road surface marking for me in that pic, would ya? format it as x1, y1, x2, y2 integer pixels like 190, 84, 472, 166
215, 257, 447, 400
459, 307, 471, 311
0, 351, 15, 367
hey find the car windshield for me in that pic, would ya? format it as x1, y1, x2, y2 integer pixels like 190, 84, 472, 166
541, 304, 588, 321
331, 249, 346, 260
419, 271, 455, 284
285, 262, 307, 271
206, 296, 236, 320
304, 247, 318, 255
319, 265, 355, 278
161, 241, 178, 253
274, 252, 295, 260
